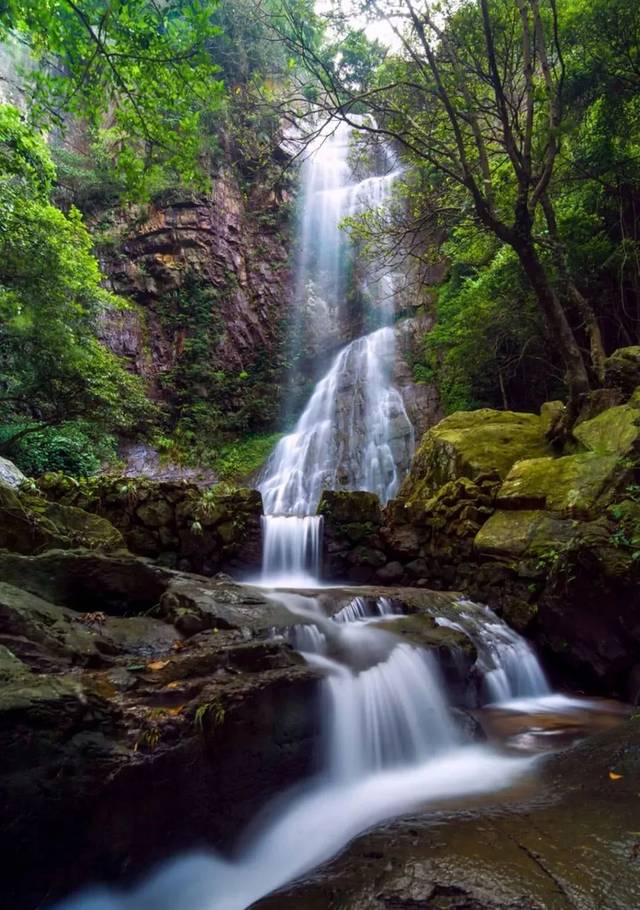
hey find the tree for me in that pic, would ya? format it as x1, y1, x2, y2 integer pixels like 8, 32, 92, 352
0, 0, 225, 196
274, 0, 610, 428
0, 104, 153, 462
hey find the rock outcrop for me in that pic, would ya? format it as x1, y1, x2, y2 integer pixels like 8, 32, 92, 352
0, 481, 124, 555
96, 178, 293, 420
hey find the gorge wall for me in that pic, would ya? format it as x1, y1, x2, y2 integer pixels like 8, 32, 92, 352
94, 170, 295, 444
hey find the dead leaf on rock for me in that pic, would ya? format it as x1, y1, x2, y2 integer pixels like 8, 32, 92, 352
147, 659, 170, 672
609, 771, 623, 780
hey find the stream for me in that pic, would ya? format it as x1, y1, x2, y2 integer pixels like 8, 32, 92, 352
54, 590, 630, 910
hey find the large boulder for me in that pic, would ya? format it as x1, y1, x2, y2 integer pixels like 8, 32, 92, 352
574, 399, 640, 457
495, 452, 624, 516
318, 491, 386, 583
0, 456, 26, 488
0, 549, 171, 615
398, 408, 552, 510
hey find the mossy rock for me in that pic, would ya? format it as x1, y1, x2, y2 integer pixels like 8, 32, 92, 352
496, 452, 624, 516
400, 408, 552, 509
377, 613, 476, 658
318, 490, 382, 525
0, 645, 32, 683
474, 509, 577, 559
135, 498, 174, 528
573, 402, 640, 457
604, 346, 640, 396
501, 598, 538, 633
0, 485, 124, 555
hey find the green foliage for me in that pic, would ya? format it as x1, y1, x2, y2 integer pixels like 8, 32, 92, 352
155, 274, 283, 458
194, 696, 225, 732
0, 421, 116, 478
212, 433, 283, 482
1, 1, 225, 198
0, 105, 154, 465
417, 234, 558, 413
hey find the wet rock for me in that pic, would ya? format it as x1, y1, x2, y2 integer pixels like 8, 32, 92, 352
0, 455, 26, 488
0, 568, 319, 909
257, 720, 640, 910
0, 549, 171, 615
158, 576, 300, 637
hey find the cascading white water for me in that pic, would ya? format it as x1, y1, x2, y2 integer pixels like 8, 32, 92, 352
260, 515, 323, 587
259, 122, 415, 584
332, 594, 397, 623
437, 602, 551, 703
56, 595, 541, 910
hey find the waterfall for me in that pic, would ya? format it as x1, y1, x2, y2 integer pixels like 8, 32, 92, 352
259, 121, 415, 584
437, 602, 551, 703
260, 515, 323, 587
332, 595, 398, 623
56, 594, 535, 910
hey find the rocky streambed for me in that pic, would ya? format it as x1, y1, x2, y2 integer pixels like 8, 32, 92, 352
0, 540, 484, 909
256, 717, 640, 910
0, 537, 636, 910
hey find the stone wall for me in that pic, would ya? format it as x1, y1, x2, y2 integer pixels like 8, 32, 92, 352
36, 475, 263, 577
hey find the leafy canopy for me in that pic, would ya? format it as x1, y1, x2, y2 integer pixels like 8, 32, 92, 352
0, 0, 225, 196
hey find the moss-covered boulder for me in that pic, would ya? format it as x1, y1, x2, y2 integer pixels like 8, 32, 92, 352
0, 484, 124, 555
475, 509, 577, 559
604, 345, 640, 396
496, 452, 624, 516
399, 408, 552, 510
574, 400, 640, 457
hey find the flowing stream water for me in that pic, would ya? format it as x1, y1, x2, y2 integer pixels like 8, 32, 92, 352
57, 595, 557, 910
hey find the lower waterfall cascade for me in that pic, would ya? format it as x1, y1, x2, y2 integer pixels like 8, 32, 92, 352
54, 593, 620, 910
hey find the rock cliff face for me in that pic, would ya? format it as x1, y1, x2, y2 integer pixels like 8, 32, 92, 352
95, 172, 293, 430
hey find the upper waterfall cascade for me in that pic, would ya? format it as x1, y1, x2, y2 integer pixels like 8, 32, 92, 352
258, 122, 415, 583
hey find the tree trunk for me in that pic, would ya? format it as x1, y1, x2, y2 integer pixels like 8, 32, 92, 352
541, 195, 606, 383
514, 241, 590, 432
